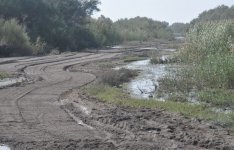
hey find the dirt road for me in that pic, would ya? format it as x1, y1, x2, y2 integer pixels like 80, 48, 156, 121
0, 52, 234, 149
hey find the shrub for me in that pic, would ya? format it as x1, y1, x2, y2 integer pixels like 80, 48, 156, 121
0, 72, 9, 79
158, 21, 234, 107
101, 68, 138, 87
32, 37, 47, 55
0, 19, 33, 56
178, 21, 234, 89
179, 21, 234, 63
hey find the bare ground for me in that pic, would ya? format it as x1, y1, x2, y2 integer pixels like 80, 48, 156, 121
0, 48, 233, 149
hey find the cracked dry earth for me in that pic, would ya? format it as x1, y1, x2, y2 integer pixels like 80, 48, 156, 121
0, 52, 234, 150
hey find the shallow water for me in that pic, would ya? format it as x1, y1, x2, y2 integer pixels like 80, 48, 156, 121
119, 59, 168, 99
0, 77, 25, 88
111, 45, 125, 49
0, 145, 10, 150
139, 47, 158, 50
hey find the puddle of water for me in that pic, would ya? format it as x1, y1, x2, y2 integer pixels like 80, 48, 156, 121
0, 77, 26, 88
163, 49, 177, 52
117, 59, 234, 115
0, 145, 10, 150
119, 59, 168, 99
212, 108, 233, 114
175, 36, 185, 40
111, 45, 125, 49
140, 47, 158, 50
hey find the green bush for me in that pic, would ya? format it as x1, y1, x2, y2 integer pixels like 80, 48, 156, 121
0, 19, 33, 56
101, 68, 138, 87
198, 89, 234, 108
32, 37, 47, 55
0, 72, 9, 79
180, 21, 234, 63
114, 17, 174, 41
178, 21, 234, 89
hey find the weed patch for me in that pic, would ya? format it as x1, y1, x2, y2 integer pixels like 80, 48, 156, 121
101, 68, 138, 87
0, 72, 10, 80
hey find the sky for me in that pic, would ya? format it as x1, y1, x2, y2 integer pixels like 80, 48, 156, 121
93, 0, 234, 24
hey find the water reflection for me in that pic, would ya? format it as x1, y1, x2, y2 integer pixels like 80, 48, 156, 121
0, 145, 10, 150
119, 59, 168, 99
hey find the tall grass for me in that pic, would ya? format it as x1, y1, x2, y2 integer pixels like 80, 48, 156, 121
180, 21, 234, 63
179, 21, 234, 90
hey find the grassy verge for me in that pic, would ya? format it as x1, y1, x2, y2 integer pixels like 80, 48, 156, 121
85, 84, 234, 130
198, 89, 234, 108
0, 72, 10, 80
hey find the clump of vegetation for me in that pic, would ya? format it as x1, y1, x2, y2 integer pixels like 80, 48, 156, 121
0, 19, 33, 56
101, 68, 138, 87
198, 89, 234, 108
191, 5, 234, 24
170, 22, 189, 35
33, 37, 48, 55
0, 1, 175, 57
179, 21, 234, 89
0, 0, 100, 54
88, 16, 123, 47
0, 72, 9, 80
158, 21, 234, 108
114, 17, 174, 41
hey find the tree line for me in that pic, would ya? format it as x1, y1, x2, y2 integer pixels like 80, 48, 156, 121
191, 5, 234, 24
169, 5, 234, 36
0, 0, 173, 57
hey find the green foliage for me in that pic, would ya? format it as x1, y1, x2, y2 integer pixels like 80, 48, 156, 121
198, 89, 234, 108
87, 16, 122, 46
0, 72, 10, 79
86, 84, 232, 126
190, 54, 234, 89
101, 68, 138, 87
114, 17, 174, 41
179, 21, 234, 90
32, 37, 47, 55
157, 21, 234, 110
0, 19, 33, 56
191, 5, 234, 24
180, 21, 234, 63
0, 1, 176, 55
0, 0, 100, 53
170, 22, 189, 35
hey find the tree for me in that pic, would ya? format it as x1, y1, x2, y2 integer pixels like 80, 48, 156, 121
0, 0, 100, 52
88, 16, 122, 46
191, 5, 234, 24
0, 19, 33, 56
170, 23, 189, 35
114, 17, 173, 41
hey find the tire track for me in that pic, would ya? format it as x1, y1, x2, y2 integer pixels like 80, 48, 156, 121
6, 53, 118, 141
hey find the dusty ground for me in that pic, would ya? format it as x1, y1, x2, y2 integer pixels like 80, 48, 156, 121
0, 42, 234, 149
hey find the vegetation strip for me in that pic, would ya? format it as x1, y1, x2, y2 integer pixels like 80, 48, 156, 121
86, 84, 234, 132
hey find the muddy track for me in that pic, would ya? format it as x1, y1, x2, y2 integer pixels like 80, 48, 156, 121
59, 89, 234, 150
0, 52, 234, 149
0, 52, 120, 149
